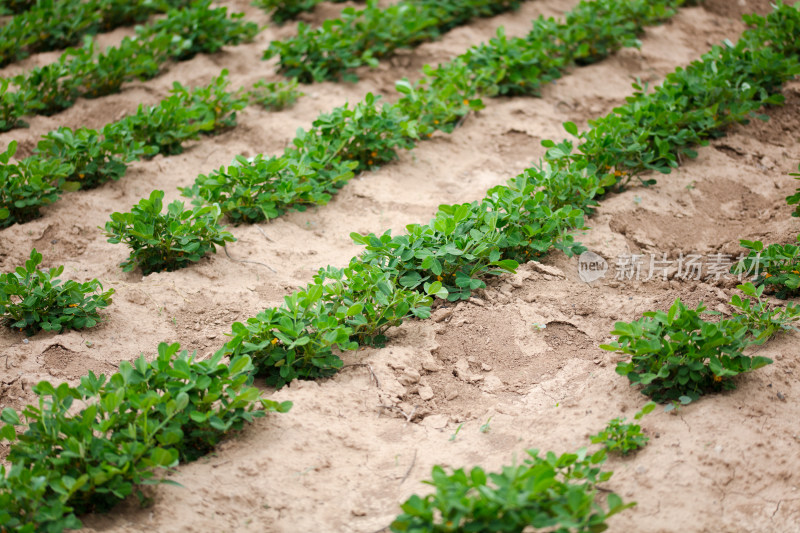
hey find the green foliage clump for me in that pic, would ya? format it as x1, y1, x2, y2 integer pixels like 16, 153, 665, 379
103, 190, 236, 275
221, 261, 438, 388
183, 92, 415, 223
604, 284, 799, 403
0, 249, 114, 335
390, 448, 632, 532
0, 141, 71, 228
249, 78, 304, 110
0, 0, 253, 131
0, 342, 291, 531
734, 236, 800, 299
253, 0, 352, 24
264, 0, 521, 83
787, 163, 800, 216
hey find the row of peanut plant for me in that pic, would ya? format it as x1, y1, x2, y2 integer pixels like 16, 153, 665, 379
183, 0, 689, 226
0, 0, 191, 67
0, 70, 247, 228
390, 5, 800, 529
0, 0, 257, 131
254, 0, 356, 24
264, 0, 523, 83
0, 341, 291, 532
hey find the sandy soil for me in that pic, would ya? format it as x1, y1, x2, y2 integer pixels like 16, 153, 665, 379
1, 0, 799, 531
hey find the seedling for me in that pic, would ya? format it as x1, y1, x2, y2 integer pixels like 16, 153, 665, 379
449, 423, 464, 441
0, 249, 114, 335
479, 417, 492, 433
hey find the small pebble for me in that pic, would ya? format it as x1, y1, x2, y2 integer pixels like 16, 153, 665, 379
22, 338, 28, 344
777, 392, 786, 401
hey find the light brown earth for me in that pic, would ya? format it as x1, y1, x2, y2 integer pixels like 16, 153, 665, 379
1, 0, 799, 532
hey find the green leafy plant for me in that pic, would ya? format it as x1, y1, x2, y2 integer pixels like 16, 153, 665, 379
34, 126, 150, 191
68, 34, 165, 98
0, 78, 30, 132
218, 1, 800, 392
103, 190, 236, 275
787, 163, 800, 216
390, 448, 633, 532
602, 285, 799, 403
253, 0, 353, 24
0, 341, 291, 531
17, 60, 80, 116
313, 261, 434, 347
110, 93, 211, 157
249, 77, 304, 111
172, 69, 249, 132
0, 141, 72, 228
220, 260, 439, 388
353, 202, 519, 302
0, 249, 114, 335
590, 402, 655, 456
264, 0, 521, 83
138, 0, 258, 61
0, 1, 252, 131
183, 92, 416, 222
221, 285, 358, 388
182, 154, 356, 224
729, 282, 800, 339
733, 236, 800, 299
0, 0, 37, 15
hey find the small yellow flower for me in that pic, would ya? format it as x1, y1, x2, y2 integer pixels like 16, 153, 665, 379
271, 338, 278, 345
433, 120, 439, 124
436, 275, 443, 281
765, 273, 773, 278
69, 304, 78, 308
792, 270, 799, 274
713, 375, 722, 382
79, 173, 85, 179
463, 99, 469, 105
368, 159, 373, 165
427, 133, 433, 138
371, 151, 377, 157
